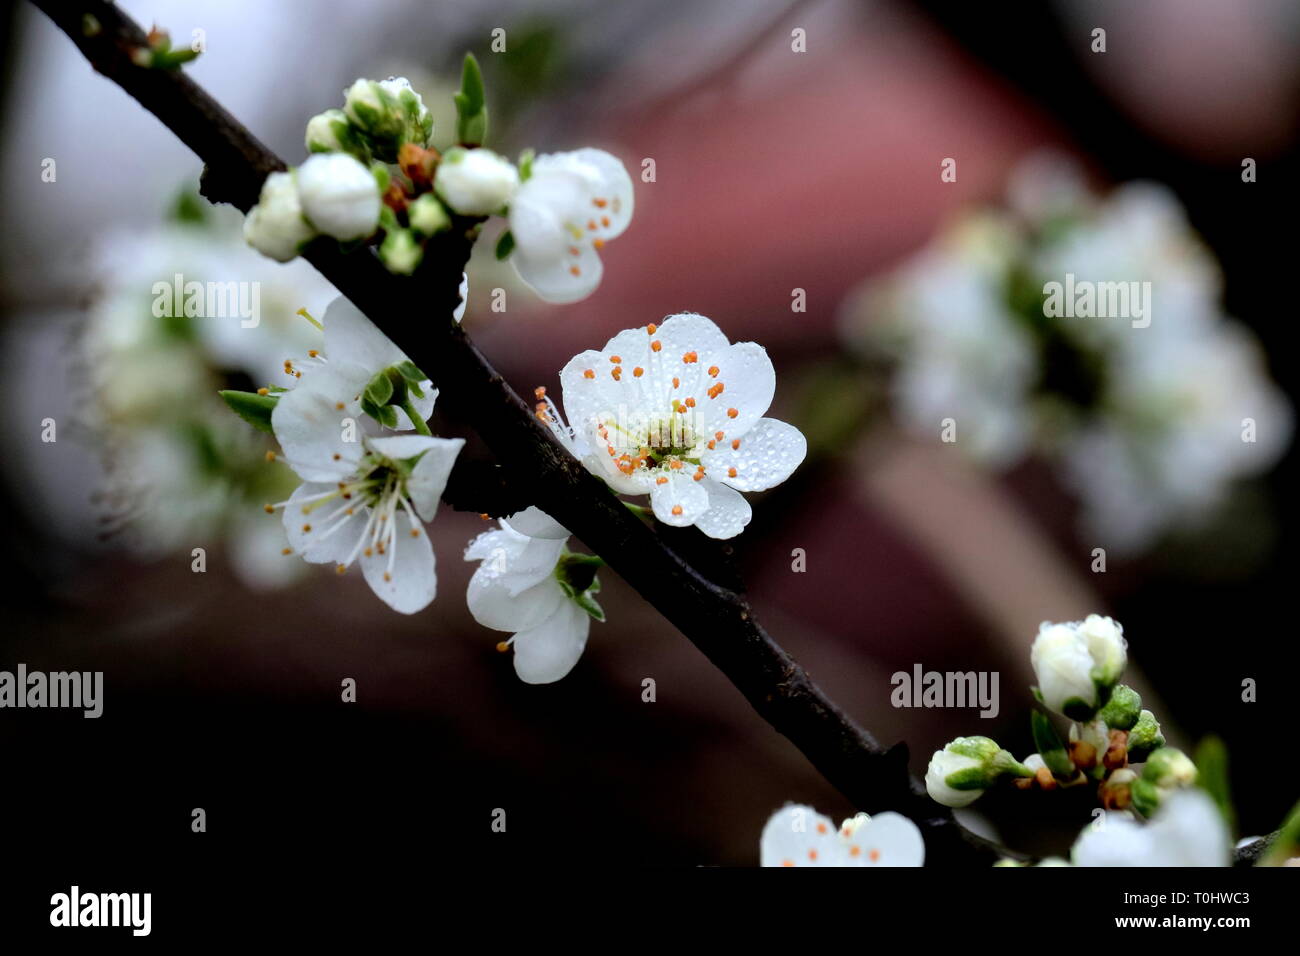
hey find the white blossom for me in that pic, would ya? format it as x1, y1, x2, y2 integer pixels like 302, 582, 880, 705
1072, 789, 1229, 866
760, 804, 924, 867
542, 313, 806, 538
464, 508, 599, 684
270, 431, 462, 614
508, 148, 634, 303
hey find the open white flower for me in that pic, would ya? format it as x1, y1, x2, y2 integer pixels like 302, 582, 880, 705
244, 171, 316, 262
760, 804, 924, 867
508, 148, 633, 303
543, 313, 806, 539
272, 296, 438, 481
434, 147, 519, 216
464, 507, 602, 684
1031, 615, 1127, 721
1072, 789, 1229, 866
270, 431, 462, 614
296, 152, 381, 240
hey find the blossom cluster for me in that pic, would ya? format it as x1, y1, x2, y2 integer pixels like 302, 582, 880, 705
840, 154, 1292, 554
921, 613, 1242, 865
244, 60, 634, 305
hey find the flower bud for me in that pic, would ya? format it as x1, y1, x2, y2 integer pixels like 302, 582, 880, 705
925, 736, 1030, 807
379, 228, 423, 275
343, 76, 432, 159
1031, 615, 1127, 720
409, 193, 451, 237
1069, 718, 1110, 773
296, 153, 381, 240
1097, 683, 1141, 731
305, 108, 362, 156
1127, 709, 1165, 762
243, 171, 315, 262
434, 147, 519, 216
1142, 747, 1197, 790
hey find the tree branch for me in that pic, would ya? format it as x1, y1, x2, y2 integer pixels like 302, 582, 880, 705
36, 0, 1003, 864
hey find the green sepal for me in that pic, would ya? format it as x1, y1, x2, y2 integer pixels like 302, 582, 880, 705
219, 390, 277, 435
372, 162, 391, 194
494, 230, 516, 260
393, 360, 427, 397
944, 766, 994, 791
1031, 709, 1075, 778
518, 148, 535, 182
1062, 696, 1097, 722
365, 369, 394, 406
1131, 777, 1161, 818
1098, 684, 1142, 731
454, 52, 489, 146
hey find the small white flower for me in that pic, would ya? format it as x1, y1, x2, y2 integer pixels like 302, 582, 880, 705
508, 148, 634, 303
1072, 789, 1229, 866
243, 171, 315, 262
270, 431, 462, 614
434, 147, 519, 216
296, 153, 381, 240
760, 804, 924, 867
1031, 615, 1127, 720
273, 296, 438, 480
464, 507, 599, 684
544, 313, 806, 539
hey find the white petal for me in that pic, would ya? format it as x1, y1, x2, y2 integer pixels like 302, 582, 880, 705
454, 273, 469, 323
510, 169, 586, 259
272, 363, 372, 482
695, 341, 776, 438
842, 812, 925, 867
511, 599, 591, 684
564, 148, 634, 239
359, 508, 436, 614
467, 569, 565, 632
648, 472, 710, 527
282, 482, 365, 564
407, 437, 465, 521
760, 805, 847, 867
701, 418, 807, 493
503, 506, 570, 539
322, 295, 408, 372
692, 478, 753, 539
559, 348, 629, 440
512, 245, 603, 304
1071, 814, 1152, 867
464, 528, 523, 564
365, 434, 439, 460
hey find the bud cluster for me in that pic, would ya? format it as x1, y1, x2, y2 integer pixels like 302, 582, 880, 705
925, 615, 1191, 820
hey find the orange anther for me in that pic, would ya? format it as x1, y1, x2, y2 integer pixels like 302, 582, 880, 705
715, 431, 725, 440
651, 340, 662, 352
593, 238, 605, 249
601, 216, 610, 227
671, 505, 683, 516
727, 408, 739, 419
672, 377, 680, 388
534, 386, 546, 399
682, 351, 698, 363
610, 355, 621, 363
684, 397, 696, 407
647, 323, 657, 335
569, 265, 581, 276
656, 476, 668, 485
728, 467, 737, 477
633, 366, 644, 377
583, 369, 595, 379
731, 439, 740, 450
707, 365, 719, 377
611, 367, 622, 381
593, 198, 608, 208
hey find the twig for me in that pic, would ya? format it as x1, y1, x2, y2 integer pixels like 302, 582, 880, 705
36, 0, 1004, 865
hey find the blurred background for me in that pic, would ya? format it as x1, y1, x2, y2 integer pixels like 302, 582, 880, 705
1, 0, 1297, 867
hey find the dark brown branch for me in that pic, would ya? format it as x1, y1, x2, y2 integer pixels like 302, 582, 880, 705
35, 0, 1003, 865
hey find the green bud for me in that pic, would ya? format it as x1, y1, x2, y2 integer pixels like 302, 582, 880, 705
1142, 747, 1197, 791
925, 736, 1030, 808
1127, 709, 1165, 762
1130, 777, 1162, 818
1031, 710, 1075, 778
1098, 684, 1142, 731
409, 193, 451, 237
379, 228, 423, 275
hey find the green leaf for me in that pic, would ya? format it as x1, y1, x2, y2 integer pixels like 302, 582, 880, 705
454, 52, 489, 146
219, 390, 277, 435
365, 369, 394, 406
494, 230, 515, 260
1194, 735, 1236, 835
